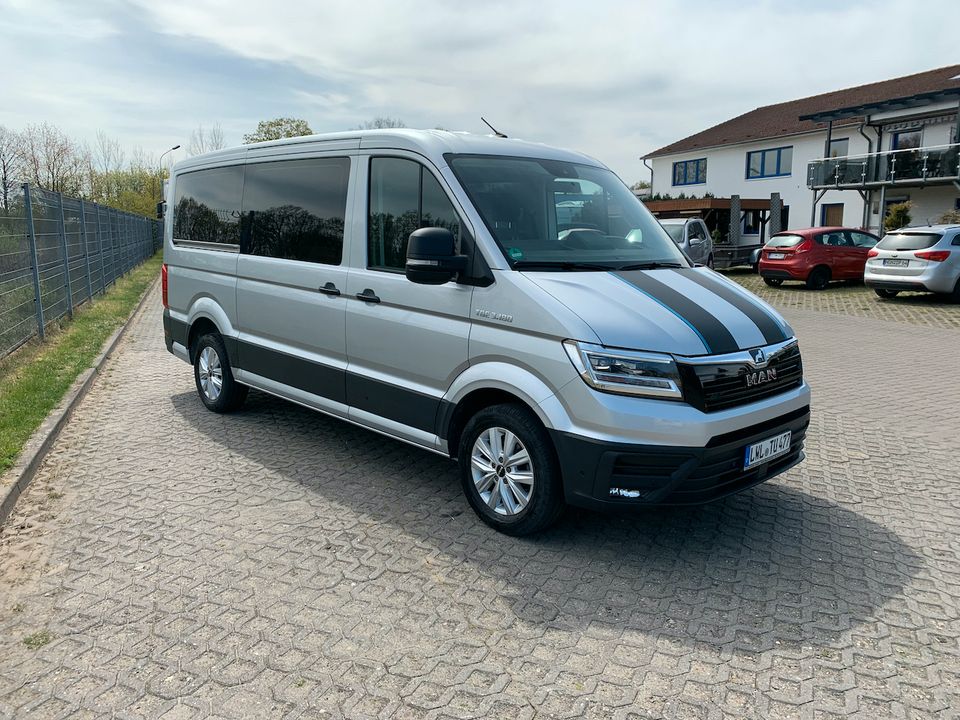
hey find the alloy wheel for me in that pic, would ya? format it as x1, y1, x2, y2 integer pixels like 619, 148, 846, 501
470, 426, 535, 516
198, 346, 223, 401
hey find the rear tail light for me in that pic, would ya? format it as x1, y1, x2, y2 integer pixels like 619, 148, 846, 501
915, 250, 950, 262
867, 248, 879, 258
794, 239, 813, 254
161, 263, 169, 308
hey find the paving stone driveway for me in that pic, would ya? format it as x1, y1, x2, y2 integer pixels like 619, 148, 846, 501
1, 284, 959, 719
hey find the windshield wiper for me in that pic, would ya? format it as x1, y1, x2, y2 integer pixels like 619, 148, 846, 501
616, 261, 685, 270
513, 261, 619, 271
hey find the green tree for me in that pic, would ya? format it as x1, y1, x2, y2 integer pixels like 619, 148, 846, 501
243, 118, 314, 144
884, 201, 913, 231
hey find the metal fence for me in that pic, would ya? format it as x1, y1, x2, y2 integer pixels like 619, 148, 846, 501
0, 184, 161, 359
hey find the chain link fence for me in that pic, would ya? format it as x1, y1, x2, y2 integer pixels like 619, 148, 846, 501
0, 184, 160, 359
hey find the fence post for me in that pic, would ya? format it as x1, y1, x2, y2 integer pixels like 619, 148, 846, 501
79, 198, 93, 300
96, 204, 107, 294
56, 191, 74, 319
23, 184, 46, 341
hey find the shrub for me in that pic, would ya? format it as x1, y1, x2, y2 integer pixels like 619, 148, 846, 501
884, 201, 912, 231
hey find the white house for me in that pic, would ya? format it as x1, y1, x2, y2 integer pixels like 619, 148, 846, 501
644, 65, 960, 237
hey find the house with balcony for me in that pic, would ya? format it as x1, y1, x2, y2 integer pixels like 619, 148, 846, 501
643, 65, 960, 237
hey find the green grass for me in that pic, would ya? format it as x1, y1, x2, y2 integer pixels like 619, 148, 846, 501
23, 629, 55, 649
0, 254, 160, 474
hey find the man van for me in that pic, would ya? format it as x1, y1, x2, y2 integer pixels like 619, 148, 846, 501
162, 130, 810, 535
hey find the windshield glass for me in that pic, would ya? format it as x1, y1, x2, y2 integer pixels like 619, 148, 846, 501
767, 234, 805, 248
877, 232, 942, 251
662, 224, 685, 243
448, 154, 689, 269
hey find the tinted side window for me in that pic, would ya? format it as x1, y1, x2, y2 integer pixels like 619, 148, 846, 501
368, 157, 464, 270
850, 232, 877, 248
242, 158, 350, 265
173, 166, 243, 245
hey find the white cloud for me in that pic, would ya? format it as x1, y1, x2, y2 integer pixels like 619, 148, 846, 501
3, 0, 959, 180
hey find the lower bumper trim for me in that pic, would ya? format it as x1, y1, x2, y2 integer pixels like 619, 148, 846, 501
550, 406, 810, 511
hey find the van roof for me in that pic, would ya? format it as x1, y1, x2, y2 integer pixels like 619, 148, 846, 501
173, 128, 605, 173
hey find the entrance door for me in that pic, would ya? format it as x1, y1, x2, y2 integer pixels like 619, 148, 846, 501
344, 155, 474, 447
821, 203, 844, 227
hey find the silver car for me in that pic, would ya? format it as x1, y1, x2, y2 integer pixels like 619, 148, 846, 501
162, 130, 809, 535
659, 217, 715, 267
864, 225, 960, 300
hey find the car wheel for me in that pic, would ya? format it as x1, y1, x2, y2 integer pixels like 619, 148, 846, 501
193, 332, 248, 413
874, 289, 900, 299
806, 267, 831, 290
458, 403, 564, 536
952, 278, 960, 303
763, 277, 784, 287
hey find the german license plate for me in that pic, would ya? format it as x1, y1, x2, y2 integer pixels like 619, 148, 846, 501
744, 431, 792, 470
883, 258, 909, 267
768, 252, 785, 260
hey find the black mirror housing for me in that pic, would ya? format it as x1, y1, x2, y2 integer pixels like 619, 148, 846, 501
156, 200, 166, 220
405, 227, 468, 285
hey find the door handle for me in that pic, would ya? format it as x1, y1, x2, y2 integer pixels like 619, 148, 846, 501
318, 282, 341, 296
355, 288, 381, 303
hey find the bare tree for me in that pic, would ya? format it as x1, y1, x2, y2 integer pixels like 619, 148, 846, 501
0, 126, 25, 212
355, 117, 406, 130
17, 123, 88, 195
188, 123, 226, 155
94, 131, 125, 174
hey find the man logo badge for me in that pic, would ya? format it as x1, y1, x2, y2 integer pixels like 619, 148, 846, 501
746, 367, 777, 387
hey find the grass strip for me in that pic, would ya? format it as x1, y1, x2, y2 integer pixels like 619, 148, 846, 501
0, 254, 161, 473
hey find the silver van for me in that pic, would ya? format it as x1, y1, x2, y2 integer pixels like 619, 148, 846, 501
658, 217, 714, 267
162, 130, 810, 535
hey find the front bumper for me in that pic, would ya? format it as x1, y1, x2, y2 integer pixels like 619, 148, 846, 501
550, 405, 809, 511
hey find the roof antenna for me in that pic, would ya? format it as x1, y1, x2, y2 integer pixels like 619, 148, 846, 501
481, 117, 508, 138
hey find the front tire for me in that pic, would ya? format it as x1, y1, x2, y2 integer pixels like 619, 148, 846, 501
193, 332, 248, 413
874, 288, 900, 299
458, 404, 564, 535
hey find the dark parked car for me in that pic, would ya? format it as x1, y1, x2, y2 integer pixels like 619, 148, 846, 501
759, 227, 879, 290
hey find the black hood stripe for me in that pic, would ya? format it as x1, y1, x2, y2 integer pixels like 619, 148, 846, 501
613, 270, 740, 355
672, 269, 789, 345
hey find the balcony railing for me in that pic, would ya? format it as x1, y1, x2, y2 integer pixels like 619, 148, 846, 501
807, 143, 960, 189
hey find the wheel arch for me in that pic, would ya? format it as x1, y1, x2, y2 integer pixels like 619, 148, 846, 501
440, 363, 568, 459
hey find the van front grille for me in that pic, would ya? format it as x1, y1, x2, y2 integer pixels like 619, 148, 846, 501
679, 344, 803, 413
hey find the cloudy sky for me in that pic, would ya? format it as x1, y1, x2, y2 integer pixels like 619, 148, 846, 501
2, 0, 958, 182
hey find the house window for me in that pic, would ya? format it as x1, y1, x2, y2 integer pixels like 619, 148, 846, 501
742, 210, 761, 235
828, 138, 849, 158
892, 129, 922, 150
746, 146, 793, 179
672, 158, 707, 186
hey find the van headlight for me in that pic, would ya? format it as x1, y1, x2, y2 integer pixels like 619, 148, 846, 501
562, 340, 683, 400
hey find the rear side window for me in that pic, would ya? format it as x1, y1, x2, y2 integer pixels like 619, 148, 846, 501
876, 232, 942, 251
242, 158, 350, 265
849, 232, 878, 248
767, 234, 805, 248
173, 166, 243, 246
368, 157, 463, 271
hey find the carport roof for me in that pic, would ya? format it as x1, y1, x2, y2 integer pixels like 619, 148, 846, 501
644, 64, 960, 159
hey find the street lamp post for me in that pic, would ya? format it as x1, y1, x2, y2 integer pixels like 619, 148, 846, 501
156, 144, 181, 204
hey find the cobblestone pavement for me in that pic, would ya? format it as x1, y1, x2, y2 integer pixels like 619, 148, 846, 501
1, 284, 959, 719
724, 268, 960, 330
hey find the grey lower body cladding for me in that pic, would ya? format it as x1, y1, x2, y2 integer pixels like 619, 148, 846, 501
164, 311, 444, 435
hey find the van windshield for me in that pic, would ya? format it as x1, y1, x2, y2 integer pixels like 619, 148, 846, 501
448, 155, 689, 270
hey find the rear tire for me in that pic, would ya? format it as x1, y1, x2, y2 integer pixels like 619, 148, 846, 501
874, 288, 900, 299
952, 278, 960, 303
458, 403, 564, 536
763, 277, 784, 287
193, 332, 248, 413
806, 266, 831, 290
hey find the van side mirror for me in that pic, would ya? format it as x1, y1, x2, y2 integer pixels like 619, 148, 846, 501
405, 227, 468, 285
156, 201, 166, 220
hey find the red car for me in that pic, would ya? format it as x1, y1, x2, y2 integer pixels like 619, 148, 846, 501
758, 227, 880, 290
